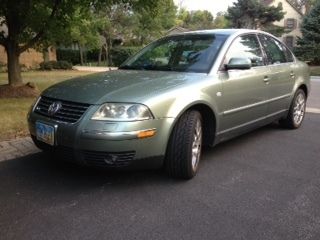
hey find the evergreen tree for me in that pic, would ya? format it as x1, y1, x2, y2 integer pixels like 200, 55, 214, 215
226, 0, 284, 31
295, 1, 320, 64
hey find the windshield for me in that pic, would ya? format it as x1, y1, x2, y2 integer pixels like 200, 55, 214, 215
120, 34, 227, 73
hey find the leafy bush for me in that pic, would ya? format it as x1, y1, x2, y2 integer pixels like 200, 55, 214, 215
86, 49, 100, 63
56, 46, 141, 66
20, 64, 28, 72
0, 62, 7, 73
39, 60, 72, 70
56, 49, 81, 65
110, 46, 141, 66
57, 60, 73, 70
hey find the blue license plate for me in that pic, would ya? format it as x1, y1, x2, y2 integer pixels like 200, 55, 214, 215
36, 122, 55, 146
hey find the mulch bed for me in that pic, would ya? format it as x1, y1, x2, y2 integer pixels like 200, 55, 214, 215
0, 82, 39, 98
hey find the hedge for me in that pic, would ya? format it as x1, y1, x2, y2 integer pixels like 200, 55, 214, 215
110, 46, 141, 66
56, 49, 81, 65
39, 60, 73, 70
56, 46, 141, 67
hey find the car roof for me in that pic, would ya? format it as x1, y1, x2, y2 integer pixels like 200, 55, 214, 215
170, 29, 267, 37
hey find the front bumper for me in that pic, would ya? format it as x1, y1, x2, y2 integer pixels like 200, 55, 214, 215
28, 110, 175, 169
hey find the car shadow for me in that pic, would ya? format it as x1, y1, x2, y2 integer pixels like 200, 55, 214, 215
202, 121, 283, 155
0, 122, 286, 193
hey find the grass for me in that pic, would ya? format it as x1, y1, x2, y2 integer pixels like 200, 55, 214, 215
0, 70, 94, 141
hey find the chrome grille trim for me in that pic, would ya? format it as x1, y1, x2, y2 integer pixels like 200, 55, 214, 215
34, 96, 91, 123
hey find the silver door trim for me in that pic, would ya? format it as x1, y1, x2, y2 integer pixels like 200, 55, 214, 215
223, 93, 291, 115
218, 109, 287, 135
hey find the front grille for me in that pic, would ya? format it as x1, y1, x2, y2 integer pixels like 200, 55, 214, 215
83, 150, 136, 167
34, 96, 90, 123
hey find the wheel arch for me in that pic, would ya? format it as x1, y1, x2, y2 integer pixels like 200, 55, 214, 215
298, 84, 308, 98
168, 102, 218, 147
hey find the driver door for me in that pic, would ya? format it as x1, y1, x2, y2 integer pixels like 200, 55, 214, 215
218, 34, 269, 135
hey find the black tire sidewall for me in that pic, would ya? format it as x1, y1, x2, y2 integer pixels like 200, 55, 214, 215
165, 110, 202, 179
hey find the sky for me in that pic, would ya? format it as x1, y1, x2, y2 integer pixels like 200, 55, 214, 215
173, 0, 236, 16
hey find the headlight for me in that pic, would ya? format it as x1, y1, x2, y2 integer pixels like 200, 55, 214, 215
91, 103, 153, 121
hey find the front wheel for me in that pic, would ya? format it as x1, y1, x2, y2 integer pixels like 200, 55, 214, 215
280, 89, 306, 129
165, 110, 202, 179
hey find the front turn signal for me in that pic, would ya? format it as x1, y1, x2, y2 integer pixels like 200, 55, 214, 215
137, 129, 156, 139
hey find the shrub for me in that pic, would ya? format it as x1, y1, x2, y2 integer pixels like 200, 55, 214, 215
56, 49, 81, 65
39, 60, 73, 70
57, 60, 73, 70
110, 46, 141, 66
0, 62, 7, 73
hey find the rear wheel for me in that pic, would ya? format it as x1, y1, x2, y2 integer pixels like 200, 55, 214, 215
280, 89, 306, 129
165, 110, 202, 179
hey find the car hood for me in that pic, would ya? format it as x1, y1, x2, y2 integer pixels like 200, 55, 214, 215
42, 70, 206, 104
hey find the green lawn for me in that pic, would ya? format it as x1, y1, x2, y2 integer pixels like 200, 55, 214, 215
0, 70, 93, 141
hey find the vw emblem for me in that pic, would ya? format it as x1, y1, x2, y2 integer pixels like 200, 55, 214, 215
48, 101, 62, 116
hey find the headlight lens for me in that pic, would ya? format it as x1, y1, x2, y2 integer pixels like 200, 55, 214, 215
91, 103, 153, 121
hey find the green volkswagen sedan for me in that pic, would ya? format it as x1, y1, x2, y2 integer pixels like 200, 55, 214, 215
28, 29, 310, 179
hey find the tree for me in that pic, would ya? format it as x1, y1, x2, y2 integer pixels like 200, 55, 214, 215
212, 12, 230, 29
177, 9, 215, 30
0, 0, 156, 87
133, 0, 177, 45
305, 0, 320, 13
226, 0, 285, 30
0, 0, 89, 86
295, 1, 320, 64
95, 3, 137, 65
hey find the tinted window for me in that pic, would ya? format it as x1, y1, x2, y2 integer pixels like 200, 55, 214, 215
224, 34, 264, 67
259, 35, 287, 64
282, 41, 295, 62
120, 34, 227, 73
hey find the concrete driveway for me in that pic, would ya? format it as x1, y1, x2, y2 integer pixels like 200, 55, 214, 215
0, 78, 319, 240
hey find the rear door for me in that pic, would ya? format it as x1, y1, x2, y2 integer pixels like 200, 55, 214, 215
218, 34, 269, 133
258, 34, 295, 115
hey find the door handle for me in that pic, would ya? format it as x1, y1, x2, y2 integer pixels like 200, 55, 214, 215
263, 76, 270, 84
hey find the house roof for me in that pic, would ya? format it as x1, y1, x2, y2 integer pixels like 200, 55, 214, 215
263, 0, 305, 16
285, 0, 306, 15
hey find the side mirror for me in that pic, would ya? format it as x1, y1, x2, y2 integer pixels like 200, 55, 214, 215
225, 58, 252, 70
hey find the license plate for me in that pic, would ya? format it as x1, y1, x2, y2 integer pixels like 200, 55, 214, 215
36, 122, 55, 146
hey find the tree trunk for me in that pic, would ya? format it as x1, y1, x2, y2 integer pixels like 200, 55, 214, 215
5, 42, 22, 86
104, 42, 109, 66
79, 44, 84, 65
108, 38, 113, 66
43, 47, 50, 62
98, 46, 103, 66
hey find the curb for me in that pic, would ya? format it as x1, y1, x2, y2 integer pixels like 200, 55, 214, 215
0, 137, 39, 162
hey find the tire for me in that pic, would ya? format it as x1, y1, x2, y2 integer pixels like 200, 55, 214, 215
280, 89, 306, 129
165, 110, 203, 179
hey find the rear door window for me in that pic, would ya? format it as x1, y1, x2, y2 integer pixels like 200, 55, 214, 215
259, 34, 287, 64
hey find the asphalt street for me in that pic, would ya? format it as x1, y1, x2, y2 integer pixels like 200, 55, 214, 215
1, 80, 320, 240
